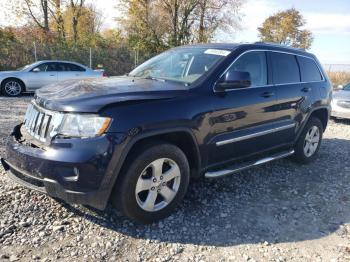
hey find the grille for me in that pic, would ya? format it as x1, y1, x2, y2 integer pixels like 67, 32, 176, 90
23, 103, 63, 142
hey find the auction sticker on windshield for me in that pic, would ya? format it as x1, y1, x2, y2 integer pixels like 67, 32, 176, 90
204, 49, 231, 56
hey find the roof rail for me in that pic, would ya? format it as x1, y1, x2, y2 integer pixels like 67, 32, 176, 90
253, 41, 305, 51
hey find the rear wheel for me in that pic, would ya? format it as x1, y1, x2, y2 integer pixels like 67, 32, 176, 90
293, 117, 323, 163
111, 142, 190, 224
1, 79, 24, 97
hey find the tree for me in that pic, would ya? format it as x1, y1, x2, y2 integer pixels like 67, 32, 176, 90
258, 8, 313, 49
116, 0, 243, 53
117, 0, 168, 54
62, 3, 103, 44
48, 0, 66, 40
196, 0, 243, 43
69, 0, 85, 42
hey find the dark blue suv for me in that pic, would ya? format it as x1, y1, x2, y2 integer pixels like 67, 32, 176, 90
1, 42, 332, 223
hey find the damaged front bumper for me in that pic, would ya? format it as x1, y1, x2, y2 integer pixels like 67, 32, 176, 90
1, 124, 121, 210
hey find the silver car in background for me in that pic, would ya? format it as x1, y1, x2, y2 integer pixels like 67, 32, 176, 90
332, 83, 350, 119
0, 60, 106, 97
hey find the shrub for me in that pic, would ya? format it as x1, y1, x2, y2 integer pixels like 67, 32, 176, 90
326, 71, 350, 89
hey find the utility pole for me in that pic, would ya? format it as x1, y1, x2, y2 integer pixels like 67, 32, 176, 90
33, 42, 37, 62
89, 47, 92, 68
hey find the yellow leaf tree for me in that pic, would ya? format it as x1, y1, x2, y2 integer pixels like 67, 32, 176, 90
258, 8, 313, 50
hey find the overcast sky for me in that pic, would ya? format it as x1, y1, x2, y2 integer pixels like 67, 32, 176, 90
1, 0, 349, 65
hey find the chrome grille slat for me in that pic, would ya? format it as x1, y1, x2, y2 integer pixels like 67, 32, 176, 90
27, 106, 36, 129
23, 102, 58, 143
30, 110, 39, 131
40, 115, 51, 139
34, 113, 44, 135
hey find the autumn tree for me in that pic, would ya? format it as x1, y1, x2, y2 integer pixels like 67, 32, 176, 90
69, 0, 85, 42
62, 3, 103, 44
117, 0, 244, 53
258, 8, 313, 49
196, 0, 243, 43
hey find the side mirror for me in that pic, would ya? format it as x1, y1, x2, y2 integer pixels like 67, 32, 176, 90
32, 67, 41, 72
215, 70, 251, 92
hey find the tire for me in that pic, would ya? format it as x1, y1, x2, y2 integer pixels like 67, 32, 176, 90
1, 79, 24, 97
111, 142, 190, 224
293, 117, 323, 164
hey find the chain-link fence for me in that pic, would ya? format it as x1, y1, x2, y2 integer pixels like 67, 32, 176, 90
323, 64, 350, 87
0, 42, 155, 76
324, 64, 350, 72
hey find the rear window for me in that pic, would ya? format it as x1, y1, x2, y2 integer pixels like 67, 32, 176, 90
270, 52, 300, 84
297, 56, 323, 82
56, 63, 86, 72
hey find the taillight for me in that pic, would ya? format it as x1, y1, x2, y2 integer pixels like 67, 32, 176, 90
102, 72, 108, 77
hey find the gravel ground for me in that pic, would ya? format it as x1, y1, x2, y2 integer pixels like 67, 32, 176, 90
1, 96, 350, 262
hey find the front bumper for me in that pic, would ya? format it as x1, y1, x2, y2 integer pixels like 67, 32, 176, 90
1, 124, 124, 210
331, 103, 350, 119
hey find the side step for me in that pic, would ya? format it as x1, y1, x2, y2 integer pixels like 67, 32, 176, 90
204, 150, 294, 179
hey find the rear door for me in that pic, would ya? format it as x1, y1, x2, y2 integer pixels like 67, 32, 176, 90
208, 50, 284, 166
57, 62, 87, 82
270, 51, 320, 144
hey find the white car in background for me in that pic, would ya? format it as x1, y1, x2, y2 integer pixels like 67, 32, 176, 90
0, 60, 106, 97
332, 83, 350, 119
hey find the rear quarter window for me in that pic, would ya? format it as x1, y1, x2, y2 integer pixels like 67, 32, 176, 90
297, 56, 323, 82
270, 52, 300, 84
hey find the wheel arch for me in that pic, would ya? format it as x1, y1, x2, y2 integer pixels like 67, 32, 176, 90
309, 107, 329, 131
102, 128, 202, 208
121, 129, 201, 179
295, 106, 330, 142
1, 77, 26, 92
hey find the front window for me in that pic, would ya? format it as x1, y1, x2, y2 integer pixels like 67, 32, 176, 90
129, 48, 231, 84
344, 83, 350, 91
227, 51, 268, 86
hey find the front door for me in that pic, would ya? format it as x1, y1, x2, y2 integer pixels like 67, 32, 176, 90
25, 62, 58, 90
207, 50, 287, 167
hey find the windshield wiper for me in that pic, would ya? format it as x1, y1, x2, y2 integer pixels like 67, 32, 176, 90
144, 76, 166, 82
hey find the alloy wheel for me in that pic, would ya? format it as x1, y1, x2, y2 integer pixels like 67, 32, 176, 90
4, 81, 21, 96
135, 158, 181, 212
303, 126, 320, 157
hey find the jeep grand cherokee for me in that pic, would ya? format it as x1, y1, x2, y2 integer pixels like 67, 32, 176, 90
1, 42, 332, 223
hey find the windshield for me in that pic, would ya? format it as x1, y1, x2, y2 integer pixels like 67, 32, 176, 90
16, 64, 34, 71
129, 48, 231, 84
344, 83, 350, 91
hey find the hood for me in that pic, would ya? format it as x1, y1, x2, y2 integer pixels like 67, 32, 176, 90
0, 71, 18, 75
333, 89, 350, 100
34, 76, 189, 113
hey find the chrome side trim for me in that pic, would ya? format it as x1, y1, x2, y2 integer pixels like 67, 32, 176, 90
205, 150, 295, 178
216, 123, 296, 146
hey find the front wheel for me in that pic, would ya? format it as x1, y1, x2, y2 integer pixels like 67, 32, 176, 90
1, 79, 24, 97
293, 117, 323, 164
111, 143, 190, 224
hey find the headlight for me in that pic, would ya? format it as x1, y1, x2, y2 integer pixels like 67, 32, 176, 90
58, 114, 112, 138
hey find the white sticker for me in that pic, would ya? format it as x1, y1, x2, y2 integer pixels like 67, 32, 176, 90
204, 49, 231, 57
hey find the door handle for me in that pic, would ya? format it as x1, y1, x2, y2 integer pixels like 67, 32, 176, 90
301, 87, 311, 92
261, 91, 275, 98
50, 74, 55, 76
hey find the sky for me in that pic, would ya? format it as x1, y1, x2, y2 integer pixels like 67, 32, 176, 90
1, 0, 349, 65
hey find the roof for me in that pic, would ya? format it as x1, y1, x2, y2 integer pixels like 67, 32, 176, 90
35, 60, 87, 65
178, 42, 312, 56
